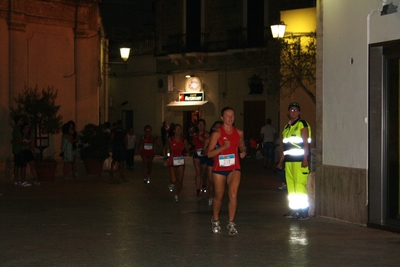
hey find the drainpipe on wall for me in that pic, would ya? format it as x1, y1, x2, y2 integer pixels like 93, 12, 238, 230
73, 0, 79, 126
366, 9, 379, 207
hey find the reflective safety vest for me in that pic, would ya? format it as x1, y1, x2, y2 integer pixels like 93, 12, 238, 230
282, 119, 312, 162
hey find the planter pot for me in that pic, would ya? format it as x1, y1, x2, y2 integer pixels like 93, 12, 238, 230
84, 159, 104, 176
36, 161, 57, 181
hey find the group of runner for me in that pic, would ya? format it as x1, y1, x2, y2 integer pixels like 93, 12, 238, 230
136, 107, 246, 236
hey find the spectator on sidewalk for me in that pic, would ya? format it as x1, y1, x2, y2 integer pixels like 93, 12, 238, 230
110, 120, 128, 183
11, 116, 25, 186
260, 118, 277, 168
126, 127, 136, 170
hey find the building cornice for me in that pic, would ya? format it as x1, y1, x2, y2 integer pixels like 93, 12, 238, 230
0, 0, 100, 31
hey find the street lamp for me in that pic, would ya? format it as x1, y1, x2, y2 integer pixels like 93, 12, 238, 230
119, 47, 131, 62
270, 22, 286, 38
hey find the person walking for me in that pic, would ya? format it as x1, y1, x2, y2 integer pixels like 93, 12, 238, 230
21, 122, 39, 185
163, 124, 190, 203
207, 107, 246, 235
277, 102, 312, 220
110, 120, 128, 183
260, 118, 277, 168
126, 127, 136, 170
61, 123, 74, 179
11, 116, 25, 186
138, 125, 160, 184
192, 119, 209, 196
160, 121, 169, 148
202, 121, 222, 207
68, 120, 78, 178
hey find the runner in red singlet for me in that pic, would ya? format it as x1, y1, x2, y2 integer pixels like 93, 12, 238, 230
163, 124, 190, 203
138, 125, 160, 184
207, 107, 246, 235
192, 119, 209, 196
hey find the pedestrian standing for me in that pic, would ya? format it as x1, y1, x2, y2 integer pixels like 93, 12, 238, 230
160, 121, 169, 148
61, 123, 74, 179
68, 120, 78, 178
163, 124, 190, 203
110, 120, 128, 183
260, 118, 277, 168
11, 116, 24, 186
277, 102, 312, 220
126, 127, 136, 170
207, 107, 246, 235
21, 122, 39, 185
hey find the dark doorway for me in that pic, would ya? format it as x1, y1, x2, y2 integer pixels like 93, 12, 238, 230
385, 54, 400, 224
122, 110, 133, 131
243, 101, 265, 141
369, 41, 400, 230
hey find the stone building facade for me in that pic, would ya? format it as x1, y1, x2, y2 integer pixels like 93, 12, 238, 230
0, 0, 104, 178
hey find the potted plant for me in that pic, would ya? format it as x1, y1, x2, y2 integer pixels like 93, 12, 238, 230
10, 86, 62, 181
35, 152, 58, 181
78, 123, 110, 176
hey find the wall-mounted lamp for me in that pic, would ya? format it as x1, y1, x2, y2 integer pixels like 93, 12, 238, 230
381, 2, 398, 15
120, 47, 131, 61
104, 47, 131, 66
185, 74, 193, 78
270, 22, 287, 38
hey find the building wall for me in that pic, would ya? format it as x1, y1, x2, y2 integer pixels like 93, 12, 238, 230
279, 8, 317, 146
0, 0, 101, 179
318, 0, 400, 224
109, 0, 281, 148
107, 60, 279, 150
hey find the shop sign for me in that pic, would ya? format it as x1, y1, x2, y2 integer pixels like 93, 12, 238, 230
179, 92, 204, 102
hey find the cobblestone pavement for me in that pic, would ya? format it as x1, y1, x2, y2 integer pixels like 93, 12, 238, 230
1, 156, 400, 267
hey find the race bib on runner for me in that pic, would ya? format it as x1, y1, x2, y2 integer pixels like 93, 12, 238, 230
144, 143, 153, 150
173, 156, 185, 166
218, 154, 235, 167
197, 148, 202, 156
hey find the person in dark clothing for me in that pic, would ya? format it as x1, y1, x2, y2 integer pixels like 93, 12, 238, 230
168, 123, 175, 138
160, 121, 169, 147
109, 120, 128, 183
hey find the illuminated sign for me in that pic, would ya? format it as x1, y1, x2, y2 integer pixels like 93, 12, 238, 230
185, 77, 202, 92
179, 92, 204, 102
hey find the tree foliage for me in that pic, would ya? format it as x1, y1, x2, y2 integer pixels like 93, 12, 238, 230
265, 33, 316, 103
78, 123, 110, 161
10, 85, 63, 147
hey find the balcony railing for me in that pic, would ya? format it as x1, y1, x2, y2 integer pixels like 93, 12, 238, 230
160, 33, 210, 54
106, 27, 272, 57
157, 27, 271, 55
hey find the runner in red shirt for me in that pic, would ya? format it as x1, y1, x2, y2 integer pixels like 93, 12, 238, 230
192, 119, 209, 196
138, 125, 160, 184
163, 124, 190, 203
207, 107, 246, 235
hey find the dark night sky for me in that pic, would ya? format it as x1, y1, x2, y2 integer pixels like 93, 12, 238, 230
99, 0, 155, 39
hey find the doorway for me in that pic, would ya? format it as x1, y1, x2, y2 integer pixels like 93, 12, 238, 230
243, 101, 265, 142
369, 41, 400, 230
122, 110, 133, 131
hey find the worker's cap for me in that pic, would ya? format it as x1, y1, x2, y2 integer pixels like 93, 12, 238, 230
288, 102, 301, 111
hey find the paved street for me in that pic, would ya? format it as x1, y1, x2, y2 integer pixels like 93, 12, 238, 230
1, 156, 400, 267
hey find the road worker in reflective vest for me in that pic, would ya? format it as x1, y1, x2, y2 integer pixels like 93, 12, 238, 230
277, 102, 312, 220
